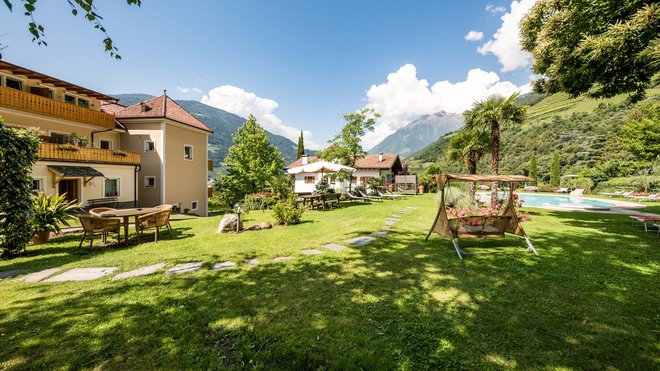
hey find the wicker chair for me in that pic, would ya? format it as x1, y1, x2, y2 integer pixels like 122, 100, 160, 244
88, 207, 116, 217
78, 215, 122, 247
136, 209, 173, 243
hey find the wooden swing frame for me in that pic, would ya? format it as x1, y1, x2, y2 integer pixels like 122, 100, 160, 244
425, 174, 538, 260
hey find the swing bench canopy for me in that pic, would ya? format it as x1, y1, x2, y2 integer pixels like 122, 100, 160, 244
426, 173, 538, 259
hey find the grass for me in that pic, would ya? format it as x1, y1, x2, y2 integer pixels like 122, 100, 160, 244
0, 195, 658, 369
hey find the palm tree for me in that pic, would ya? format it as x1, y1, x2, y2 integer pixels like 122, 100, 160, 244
446, 128, 490, 200
463, 93, 526, 206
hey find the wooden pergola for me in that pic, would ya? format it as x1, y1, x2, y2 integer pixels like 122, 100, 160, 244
425, 174, 538, 260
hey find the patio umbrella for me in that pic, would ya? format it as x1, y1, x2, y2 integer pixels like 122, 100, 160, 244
287, 161, 355, 177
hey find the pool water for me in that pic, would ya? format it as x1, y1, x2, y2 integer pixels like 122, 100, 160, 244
511, 193, 615, 209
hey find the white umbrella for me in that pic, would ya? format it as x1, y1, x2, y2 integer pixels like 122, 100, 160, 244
287, 161, 355, 175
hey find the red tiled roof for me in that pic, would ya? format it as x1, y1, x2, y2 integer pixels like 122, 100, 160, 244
102, 95, 213, 133
284, 154, 400, 170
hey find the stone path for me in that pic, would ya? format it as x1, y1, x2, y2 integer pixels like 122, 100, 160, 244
44, 268, 116, 282
344, 236, 375, 246
165, 262, 202, 275
301, 249, 324, 255
324, 243, 347, 252
19, 268, 61, 283
371, 231, 388, 238
0, 269, 28, 281
212, 261, 237, 270
112, 263, 166, 280
245, 258, 260, 268
273, 256, 295, 262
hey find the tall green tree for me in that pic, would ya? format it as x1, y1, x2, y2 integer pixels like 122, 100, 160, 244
0, 118, 40, 258
296, 131, 305, 159
463, 93, 526, 206
529, 153, 538, 183
2, 0, 141, 59
619, 102, 660, 161
446, 128, 490, 199
224, 115, 284, 199
521, 1, 660, 101
317, 108, 380, 190
550, 150, 561, 187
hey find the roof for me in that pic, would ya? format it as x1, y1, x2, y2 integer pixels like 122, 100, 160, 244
284, 154, 400, 170
0, 61, 116, 101
102, 95, 213, 133
48, 165, 104, 177
439, 174, 535, 183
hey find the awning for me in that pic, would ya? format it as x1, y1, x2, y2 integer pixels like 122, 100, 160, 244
438, 174, 535, 183
47, 166, 104, 187
287, 161, 355, 175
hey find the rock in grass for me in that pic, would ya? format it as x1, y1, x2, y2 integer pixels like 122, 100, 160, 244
218, 214, 242, 233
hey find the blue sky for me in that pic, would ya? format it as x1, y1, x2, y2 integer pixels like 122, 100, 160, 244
0, 0, 536, 149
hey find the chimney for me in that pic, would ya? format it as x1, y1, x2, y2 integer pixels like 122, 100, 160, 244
140, 102, 147, 113
379, 153, 384, 162
301, 155, 309, 165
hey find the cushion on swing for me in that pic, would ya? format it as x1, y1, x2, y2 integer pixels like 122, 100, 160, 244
457, 225, 502, 234
448, 215, 512, 237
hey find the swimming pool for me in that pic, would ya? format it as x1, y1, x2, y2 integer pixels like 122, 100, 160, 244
511, 193, 616, 209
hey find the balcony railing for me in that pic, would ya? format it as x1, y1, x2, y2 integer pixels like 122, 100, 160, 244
0, 86, 115, 129
39, 143, 141, 165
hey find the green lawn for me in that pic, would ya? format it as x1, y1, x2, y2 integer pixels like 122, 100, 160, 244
0, 195, 658, 369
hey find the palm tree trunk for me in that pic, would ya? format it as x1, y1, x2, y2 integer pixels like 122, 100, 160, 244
467, 151, 477, 202
490, 120, 500, 208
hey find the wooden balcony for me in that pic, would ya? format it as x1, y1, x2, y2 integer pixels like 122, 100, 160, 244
39, 143, 141, 165
0, 86, 115, 129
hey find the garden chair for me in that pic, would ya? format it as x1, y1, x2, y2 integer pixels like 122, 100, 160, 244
358, 190, 383, 202
346, 191, 371, 203
136, 209, 174, 243
78, 215, 121, 248
157, 204, 175, 229
386, 189, 407, 199
523, 186, 538, 192
378, 191, 399, 200
89, 207, 116, 217
556, 187, 569, 193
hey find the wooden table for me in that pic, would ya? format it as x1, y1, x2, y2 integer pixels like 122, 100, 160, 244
300, 194, 322, 209
91, 207, 161, 244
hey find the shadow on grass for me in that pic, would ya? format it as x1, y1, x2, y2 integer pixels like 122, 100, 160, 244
0, 210, 657, 369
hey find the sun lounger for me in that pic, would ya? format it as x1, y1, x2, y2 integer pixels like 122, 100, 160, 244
378, 191, 400, 200
358, 190, 383, 202
346, 192, 371, 203
523, 186, 538, 192
630, 193, 659, 202
630, 215, 660, 232
569, 189, 584, 196
599, 190, 624, 197
556, 187, 569, 193
386, 190, 407, 199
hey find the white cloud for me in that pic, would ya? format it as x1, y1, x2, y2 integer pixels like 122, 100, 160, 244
465, 30, 484, 42
485, 4, 506, 14
361, 64, 531, 149
201, 85, 320, 149
177, 86, 202, 94
478, 0, 536, 72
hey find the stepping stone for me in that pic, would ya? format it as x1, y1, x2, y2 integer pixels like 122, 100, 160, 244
165, 262, 202, 275
211, 261, 237, 271
44, 267, 117, 282
371, 231, 388, 238
18, 268, 60, 283
301, 249, 324, 255
324, 243, 347, 252
273, 256, 295, 262
385, 218, 399, 222
112, 263, 166, 280
0, 269, 27, 281
344, 237, 375, 246
381, 226, 391, 231
245, 258, 260, 268
384, 220, 396, 226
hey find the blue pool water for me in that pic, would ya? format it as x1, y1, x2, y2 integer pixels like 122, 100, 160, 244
511, 193, 615, 209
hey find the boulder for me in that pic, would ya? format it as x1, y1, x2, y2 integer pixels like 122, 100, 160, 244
217, 214, 242, 233
259, 221, 272, 229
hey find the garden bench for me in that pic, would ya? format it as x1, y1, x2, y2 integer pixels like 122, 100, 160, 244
320, 194, 339, 210
87, 197, 118, 208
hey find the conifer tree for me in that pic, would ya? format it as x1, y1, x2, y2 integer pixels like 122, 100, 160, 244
550, 150, 561, 186
297, 131, 305, 158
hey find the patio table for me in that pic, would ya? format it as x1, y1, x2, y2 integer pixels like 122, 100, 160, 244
90, 207, 161, 244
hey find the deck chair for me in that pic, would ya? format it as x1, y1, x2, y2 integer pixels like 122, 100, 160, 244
377, 191, 399, 200
383, 190, 407, 199
346, 191, 371, 203
136, 209, 173, 243
569, 189, 584, 196
556, 187, 569, 193
78, 215, 121, 247
358, 190, 383, 202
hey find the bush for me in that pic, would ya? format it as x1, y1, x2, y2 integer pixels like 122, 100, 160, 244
538, 185, 558, 192
0, 120, 40, 258
594, 176, 660, 193
32, 192, 81, 233
570, 177, 595, 193
272, 195, 304, 225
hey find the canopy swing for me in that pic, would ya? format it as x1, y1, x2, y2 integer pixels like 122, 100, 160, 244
425, 174, 538, 260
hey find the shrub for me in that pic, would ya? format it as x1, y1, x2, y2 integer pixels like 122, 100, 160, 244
32, 193, 81, 234
570, 177, 595, 193
244, 192, 277, 211
594, 176, 660, 193
0, 120, 40, 258
272, 195, 304, 225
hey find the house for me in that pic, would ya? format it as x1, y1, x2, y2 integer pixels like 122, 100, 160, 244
284, 153, 404, 193
103, 95, 213, 216
0, 61, 212, 215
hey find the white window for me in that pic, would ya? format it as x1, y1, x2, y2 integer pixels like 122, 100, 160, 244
32, 178, 44, 192
184, 145, 193, 160
304, 176, 315, 184
191, 200, 199, 211
144, 140, 155, 152
99, 139, 112, 150
104, 178, 120, 197
144, 176, 156, 188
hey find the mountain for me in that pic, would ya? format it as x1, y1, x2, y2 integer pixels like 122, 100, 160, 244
112, 94, 302, 169
369, 112, 463, 158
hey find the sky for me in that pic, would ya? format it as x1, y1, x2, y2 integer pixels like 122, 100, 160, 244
0, 0, 536, 150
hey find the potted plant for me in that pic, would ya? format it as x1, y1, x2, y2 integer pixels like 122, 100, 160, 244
32, 192, 81, 244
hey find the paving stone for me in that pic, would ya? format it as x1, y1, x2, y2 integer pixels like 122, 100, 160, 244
273, 256, 295, 262
344, 236, 375, 246
385, 218, 400, 222
324, 243, 347, 252
384, 220, 396, 226
371, 231, 388, 238
44, 268, 117, 282
211, 261, 237, 270
18, 268, 60, 283
0, 269, 27, 281
301, 249, 324, 255
381, 226, 391, 231
112, 263, 167, 280
245, 258, 260, 268
165, 262, 202, 275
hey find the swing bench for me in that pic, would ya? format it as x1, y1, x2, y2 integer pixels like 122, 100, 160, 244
425, 174, 538, 260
